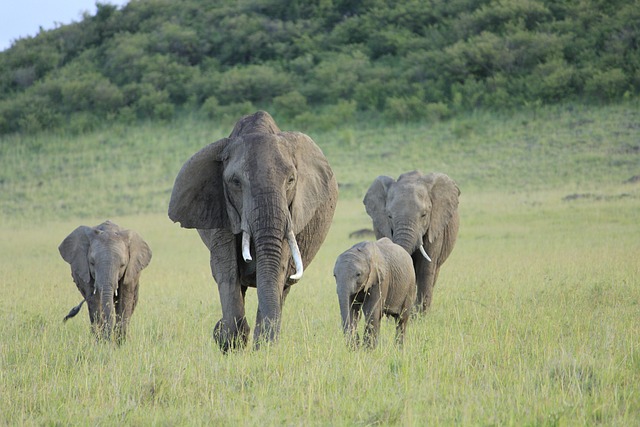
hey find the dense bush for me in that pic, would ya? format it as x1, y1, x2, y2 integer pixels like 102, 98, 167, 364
0, 0, 638, 134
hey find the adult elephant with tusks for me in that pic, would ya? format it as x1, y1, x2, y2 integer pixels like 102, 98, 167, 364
364, 171, 459, 313
169, 111, 338, 352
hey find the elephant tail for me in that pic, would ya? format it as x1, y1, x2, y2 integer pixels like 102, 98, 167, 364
63, 300, 86, 322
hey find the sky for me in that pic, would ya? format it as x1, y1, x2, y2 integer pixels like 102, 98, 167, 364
0, 0, 130, 52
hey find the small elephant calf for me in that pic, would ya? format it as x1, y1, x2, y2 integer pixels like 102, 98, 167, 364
59, 220, 152, 342
334, 237, 416, 348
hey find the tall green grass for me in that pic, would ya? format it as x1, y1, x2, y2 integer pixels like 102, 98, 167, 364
1, 103, 639, 425
1, 102, 638, 221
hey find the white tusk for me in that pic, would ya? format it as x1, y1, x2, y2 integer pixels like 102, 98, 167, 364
287, 230, 304, 280
242, 231, 252, 262
115, 287, 117, 297
419, 245, 432, 262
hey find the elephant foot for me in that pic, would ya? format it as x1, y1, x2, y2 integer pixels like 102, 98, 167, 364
413, 299, 432, 315
213, 317, 250, 353
344, 333, 360, 350
253, 318, 281, 350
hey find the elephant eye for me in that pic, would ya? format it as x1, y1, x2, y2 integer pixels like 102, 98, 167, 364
288, 174, 295, 184
421, 212, 427, 218
230, 176, 241, 187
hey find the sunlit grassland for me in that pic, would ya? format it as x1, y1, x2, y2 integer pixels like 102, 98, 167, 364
1, 102, 639, 425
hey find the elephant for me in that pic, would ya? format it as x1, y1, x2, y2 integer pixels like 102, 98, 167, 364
58, 220, 152, 342
168, 111, 338, 352
364, 171, 459, 312
334, 237, 416, 348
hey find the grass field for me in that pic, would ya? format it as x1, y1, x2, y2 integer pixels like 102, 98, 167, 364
1, 103, 639, 425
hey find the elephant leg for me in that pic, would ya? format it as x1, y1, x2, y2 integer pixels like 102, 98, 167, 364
200, 229, 249, 353
114, 283, 138, 344
395, 310, 410, 346
362, 289, 382, 349
346, 302, 362, 349
414, 255, 438, 313
85, 293, 101, 339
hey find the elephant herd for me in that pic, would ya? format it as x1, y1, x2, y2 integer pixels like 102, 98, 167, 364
59, 111, 460, 351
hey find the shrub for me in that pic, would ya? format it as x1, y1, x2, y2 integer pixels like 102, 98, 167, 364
584, 68, 629, 101
134, 88, 171, 119
529, 58, 578, 102
384, 96, 426, 122
67, 112, 101, 134
272, 90, 308, 119
214, 101, 257, 122
304, 51, 370, 104
425, 102, 452, 121
216, 64, 292, 105
201, 96, 220, 119
293, 100, 357, 132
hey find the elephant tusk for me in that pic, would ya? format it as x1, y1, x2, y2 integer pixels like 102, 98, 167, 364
419, 245, 432, 262
287, 230, 304, 280
242, 231, 252, 262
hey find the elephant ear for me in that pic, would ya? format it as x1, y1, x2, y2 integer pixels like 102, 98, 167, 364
424, 173, 460, 244
282, 132, 337, 235
168, 138, 230, 229
370, 241, 386, 292
58, 226, 93, 285
363, 176, 395, 239
121, 229, 152, 285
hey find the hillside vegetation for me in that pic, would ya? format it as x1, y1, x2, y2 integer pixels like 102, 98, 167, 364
1, 0, 639, 134
1, 102, 638, 222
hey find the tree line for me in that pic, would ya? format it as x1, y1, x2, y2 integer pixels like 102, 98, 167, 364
0, 0, 638, 134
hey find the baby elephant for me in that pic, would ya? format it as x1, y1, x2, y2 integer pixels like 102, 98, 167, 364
59, 220, 152, 343
334, 237, 416, 348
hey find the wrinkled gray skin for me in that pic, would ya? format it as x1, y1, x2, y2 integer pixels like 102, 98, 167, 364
334, 238, 416, 349
364, 171, 459, 312
58, 221, 152, 343
168, 111, 338, 352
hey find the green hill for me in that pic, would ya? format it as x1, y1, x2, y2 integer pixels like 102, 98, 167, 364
1, 0, 638, 134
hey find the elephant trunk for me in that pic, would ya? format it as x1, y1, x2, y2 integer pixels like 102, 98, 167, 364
394, 225, 431, 262
243, 229, 303, 280
338, 287, 358, 347
94, 261, 118, 340
249, 194, 291, 342
254, 231, 285, 341
393, 226, 418, 254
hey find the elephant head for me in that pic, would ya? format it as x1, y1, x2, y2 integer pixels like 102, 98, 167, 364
59, 220, 152, 341
334, 241, 384, 342
168, 111, 338, 349
364, 171, 459, 262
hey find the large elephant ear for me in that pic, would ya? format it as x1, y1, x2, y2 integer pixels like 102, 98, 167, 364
369, 241, 386, 292
363, 176, 395, 239
168, 138, 230, 229
282, 132, 337, 235
58, 226, 93, 285
121, 229, 152, 285
424, 173, 460, 244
